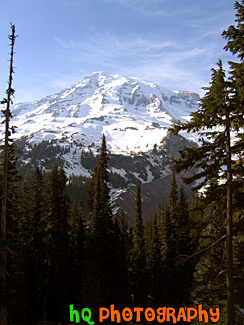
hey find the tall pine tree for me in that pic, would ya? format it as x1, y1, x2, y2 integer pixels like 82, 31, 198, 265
172, 59, 244, 323
85, 134, 115, 315
40, 163, 70, 323
0, 24, 17, 325
68, 200, 85, 307
145, 213, 163, 307
130, 179, 147, 306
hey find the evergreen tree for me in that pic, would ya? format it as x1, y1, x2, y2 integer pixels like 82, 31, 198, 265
168, 170, 179, 256
176, 186, 193, 305
0, 24, 17, 325
113, 210, 130, 308
177, 186, 190, 254
222, 0, 244, 123
68, 200, 85, 306
159, 173, 181, 306
26, 167, 45, 323
233, 208, 244, 312
85, 135, 115, 315
191, 200, 227, 322
130, 179, 147, 306
146, 213, 163, 307
5, 168, 43, 324
159, 205, 172, 305
7, 181, 30, 324
172, 59, 244, 323
223, 8, 244, 320
159, 174, 193, 307
40, 163, 70, 323
188, 194, 205, 252
145, 218, 153, 270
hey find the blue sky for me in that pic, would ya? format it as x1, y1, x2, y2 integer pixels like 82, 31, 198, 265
0, 0, 237, 103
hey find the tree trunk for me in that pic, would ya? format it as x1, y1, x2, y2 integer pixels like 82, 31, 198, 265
226, 110, 234, 325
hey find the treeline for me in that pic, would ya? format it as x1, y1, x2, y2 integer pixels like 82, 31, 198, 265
1, 135, 244, 324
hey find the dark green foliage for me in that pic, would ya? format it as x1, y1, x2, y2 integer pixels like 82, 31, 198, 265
27, 167, 45, 323
66, 175, 90, 216
0, 144, 21, 323
4, 143, 244, 324
176, 186, 193, 305
129, 180, 147, 306
113, 210, 130, 308
0, 143, 20, 219
172, 60, 233, 191
172, 60, 237, 323
7, 181, 30, 324
7, 167, 44, 324
168, 170, 179, 257
177, 186, 191, 255
222, 0, 244, 181
80, 149, 99, 170
89, 135, 112, 229
68, 200, 85, 306
109, 171, 128, 188
145, 213, 163, 307
40, 163, 70, 323
222, 1, 244, 61
190, 200, 228, 323
85, 135, 115, 313
160, 174, 180, 306
232, 194, 244, 312
16, 139, 71, 173
158, 174, 194, 307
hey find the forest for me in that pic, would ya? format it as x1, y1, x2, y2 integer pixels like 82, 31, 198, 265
1, 1, 244, 324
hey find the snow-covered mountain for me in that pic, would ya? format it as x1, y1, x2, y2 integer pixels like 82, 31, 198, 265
10, 72, 198, 166
2, 72, 199, 219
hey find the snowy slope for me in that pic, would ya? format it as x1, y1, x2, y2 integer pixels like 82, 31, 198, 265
0, 72, 199, 187
10, 72, 199, 153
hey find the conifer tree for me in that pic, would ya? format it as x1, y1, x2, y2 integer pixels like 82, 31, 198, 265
161, 172, 178, 264
89, 134, 111, 229
168, 170, 179, 255
130, 179, 147, 306
68, 200, 85, 305
5, 170, 42, 324
41, 163, 70, 322
222, 1, 244, 119
113, 210, 130, 308
191, 199, 227, 322
177, 186, 190, 253
160, 173, 182, 306
146, 213, 163, 307
85, 134, 115, 313
7, 181, 30, 324
221, 4, 244, 321
134, 180, 144, 247
145, 218, 153, 269
172, 59, 244, 323
233, 208, 244, 312
0, 24, 17, 325
115, 210, 128, 245
176, 186, 193, 304
27, 166, 44, 323
158, 174, 193, 307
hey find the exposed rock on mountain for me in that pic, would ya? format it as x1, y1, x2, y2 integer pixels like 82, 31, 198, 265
1, 72, 199, 219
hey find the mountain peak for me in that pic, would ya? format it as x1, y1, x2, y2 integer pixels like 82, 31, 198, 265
3, 72, 199, 176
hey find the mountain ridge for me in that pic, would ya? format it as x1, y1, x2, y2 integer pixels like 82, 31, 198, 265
1, 72, 199, 218
10, 72, 199, 163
